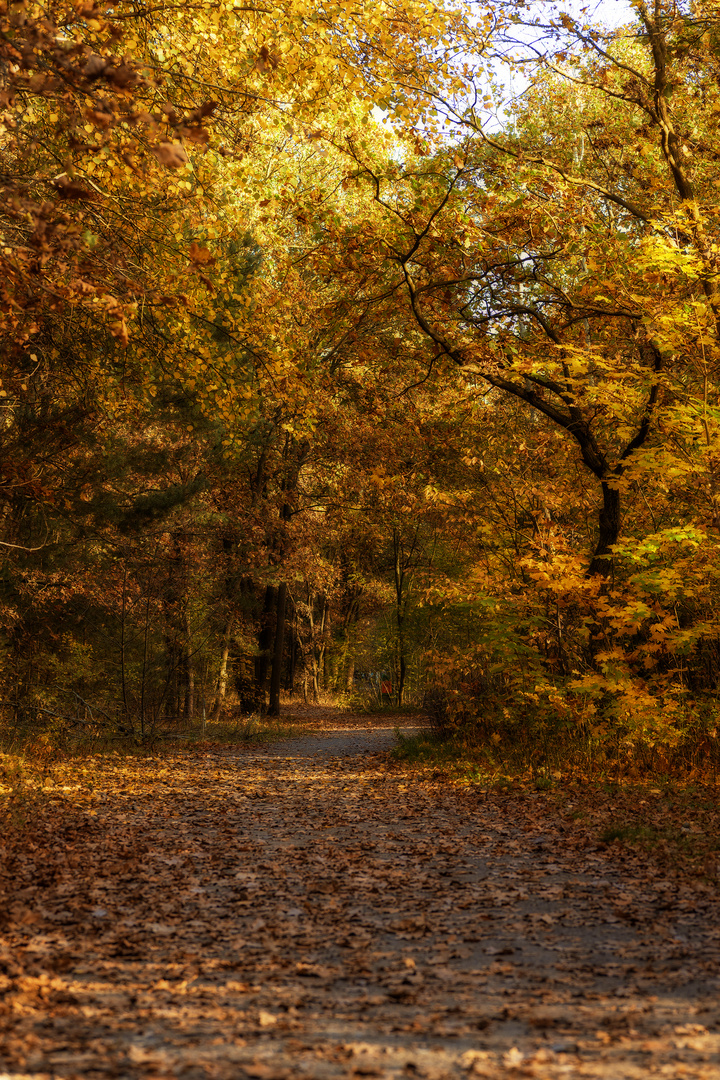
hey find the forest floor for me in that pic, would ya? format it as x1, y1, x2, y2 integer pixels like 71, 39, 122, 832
1, 705, 720, 1080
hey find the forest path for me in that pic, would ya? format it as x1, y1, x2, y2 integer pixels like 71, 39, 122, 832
2, 708, 720, 1080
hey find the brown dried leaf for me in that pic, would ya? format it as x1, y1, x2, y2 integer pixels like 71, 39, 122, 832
188, 242, 215, 266
152, 141, 188, 169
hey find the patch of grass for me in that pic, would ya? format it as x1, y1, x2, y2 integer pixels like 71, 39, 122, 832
600, 821, 663, 845
534, 774, 554, 792
345, 692, 423, 717
392, 729, 530, 789
390, 717, 720, 882
392, 729, 446, 763
597, 818, 712, 867
197, 716, 304, 743
0, 711, 309, 760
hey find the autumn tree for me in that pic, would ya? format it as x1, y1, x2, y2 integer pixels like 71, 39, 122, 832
298, 0, 720, 742
318, 3, 717, 568
8, 0, 720, 759
0, 0, 470, 723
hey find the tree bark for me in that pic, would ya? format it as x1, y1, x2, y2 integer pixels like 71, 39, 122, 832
211, 618, 233, 720
308, 591, 327, 703
393, 528, 409, 706
255, 584, 277, 711
267, 581, 287, 717
184, 601, 195, 720
588, 482, 621, 579
286, 595, 297, 692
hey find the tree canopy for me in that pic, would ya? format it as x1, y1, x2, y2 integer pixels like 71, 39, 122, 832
1, 0, 720, 770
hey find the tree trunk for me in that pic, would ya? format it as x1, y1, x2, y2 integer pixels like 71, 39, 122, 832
286, 597, 297, 692
186, 659, 195, 720
184, 651, 195, 721
588, 482, 621, 578
311, 652, 322, 703
267, 582, 287, 717
120, 566, 129, 726
319, 596, 330, 690
184, 602, 195, 720
393, 528, 408, 706
211, 618, 233, 720
308, 591, 328, 703
255, 584, 277, 711
396, 628, 407, 707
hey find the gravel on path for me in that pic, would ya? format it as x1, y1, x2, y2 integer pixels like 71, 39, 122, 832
249, 725, 424, 760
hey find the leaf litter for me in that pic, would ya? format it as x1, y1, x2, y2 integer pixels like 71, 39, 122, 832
1, 707, 719, 1079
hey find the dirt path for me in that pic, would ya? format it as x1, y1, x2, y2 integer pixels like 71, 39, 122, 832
2, 712, 720, 1079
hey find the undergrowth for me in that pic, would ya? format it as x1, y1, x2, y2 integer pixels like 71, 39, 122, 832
0, 754, 55, 835
0, 712, 306, 837
154, 715, 306, 747
0, 711, 306, 755
391, 722, 720, 880
338, 690, 423, 716
391, 720, 720, 790
394, 698, 720, 784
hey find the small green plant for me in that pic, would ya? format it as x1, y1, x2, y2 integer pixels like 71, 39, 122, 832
392, 729, 455, 765
534, 774, 553, 791
346, 690, 422, 716
600, 822, 662, 845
